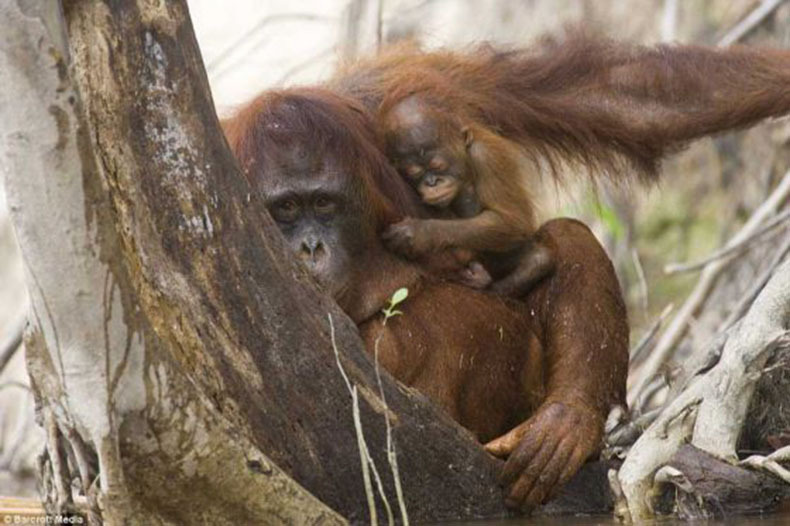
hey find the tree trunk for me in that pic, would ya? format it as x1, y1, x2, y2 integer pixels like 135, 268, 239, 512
0, 1, 511, 524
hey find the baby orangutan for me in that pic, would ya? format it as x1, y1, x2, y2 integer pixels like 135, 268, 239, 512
381, 95, 554, 297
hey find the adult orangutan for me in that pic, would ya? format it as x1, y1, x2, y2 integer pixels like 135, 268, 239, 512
223, 88, 629, 511
223, 32, 790, 511
331, 30, 790, 296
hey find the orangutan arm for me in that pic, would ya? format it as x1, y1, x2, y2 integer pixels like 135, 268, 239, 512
485, 218, 629, 511
590, 43, 790, 143
382, 210, 529, 258
383, 127, 537, 258
485, 32, 790, 179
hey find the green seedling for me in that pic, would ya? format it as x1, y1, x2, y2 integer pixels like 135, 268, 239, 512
381, 287, 408, 324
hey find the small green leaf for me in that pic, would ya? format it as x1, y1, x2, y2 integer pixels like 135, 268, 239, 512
389, 287, 408, 308
381, 288, 409, 325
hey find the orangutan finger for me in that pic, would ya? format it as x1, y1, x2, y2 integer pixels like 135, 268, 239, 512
484, 421, 532, 457
498, 428, 545, 487
504, 437, 560, 508
522, 439, 575, 508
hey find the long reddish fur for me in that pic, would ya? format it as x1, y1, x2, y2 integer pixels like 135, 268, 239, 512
332, 29, 790, 183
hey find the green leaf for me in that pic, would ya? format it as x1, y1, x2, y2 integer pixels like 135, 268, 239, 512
381, 288, 409, 324
389, 287, 408, 308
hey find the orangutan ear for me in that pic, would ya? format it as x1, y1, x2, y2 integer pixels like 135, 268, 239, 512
461, 126, 474, 148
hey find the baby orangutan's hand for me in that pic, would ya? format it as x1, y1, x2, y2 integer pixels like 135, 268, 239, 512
382, 218, 433, 259
484, 401, 603, 512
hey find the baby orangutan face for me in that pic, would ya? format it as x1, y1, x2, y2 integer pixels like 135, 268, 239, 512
384, 96, 468, 209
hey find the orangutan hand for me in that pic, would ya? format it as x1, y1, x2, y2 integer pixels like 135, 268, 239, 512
484, 401, 603, 511
382, 218, 432, 259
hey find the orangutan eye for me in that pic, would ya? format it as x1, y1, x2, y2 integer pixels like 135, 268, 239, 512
272, 199, 300, 223
428, 157, 448, 172
405, 164, 423, 178
314, 196, 337, 216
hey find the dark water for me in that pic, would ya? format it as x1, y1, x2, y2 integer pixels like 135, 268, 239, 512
440, 511, 790, 525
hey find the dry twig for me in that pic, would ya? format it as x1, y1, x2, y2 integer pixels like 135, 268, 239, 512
664, 208, 790, 274
631, 248, 650, 321
328, 313, 392, 525
628, 170, 790, 407
717, 0, 787, 47
721, 233, 790, 331
0, 312, 25, 375
629, 303, 674, 366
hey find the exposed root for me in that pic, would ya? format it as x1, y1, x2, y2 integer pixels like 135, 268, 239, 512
739, 445, 790, 483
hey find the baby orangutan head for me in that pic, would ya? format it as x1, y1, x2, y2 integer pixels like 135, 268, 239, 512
383, 95, 473, 209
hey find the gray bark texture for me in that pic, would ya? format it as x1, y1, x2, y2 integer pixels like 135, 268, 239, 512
1, 1, 523, 523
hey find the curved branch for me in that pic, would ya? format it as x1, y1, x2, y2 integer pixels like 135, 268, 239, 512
664, 208, 790, 274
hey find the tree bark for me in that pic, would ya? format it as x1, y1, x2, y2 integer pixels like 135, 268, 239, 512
660, 445, 790, 518
1, 1, 516, 523
1, 1, 342, 524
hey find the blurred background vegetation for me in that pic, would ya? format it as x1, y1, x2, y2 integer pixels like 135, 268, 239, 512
2, 0, 789, 497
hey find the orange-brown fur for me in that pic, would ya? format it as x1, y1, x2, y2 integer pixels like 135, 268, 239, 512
380, 109, 553, 296
360, 279, 546, 442
385, 119, 539, 252
225, 31, 790, 511
334, 30, 790, 181
336, 30, 790, 297
223, 87, 629, 512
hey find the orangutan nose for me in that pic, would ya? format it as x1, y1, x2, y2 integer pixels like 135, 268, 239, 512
300, 235, 325, 262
